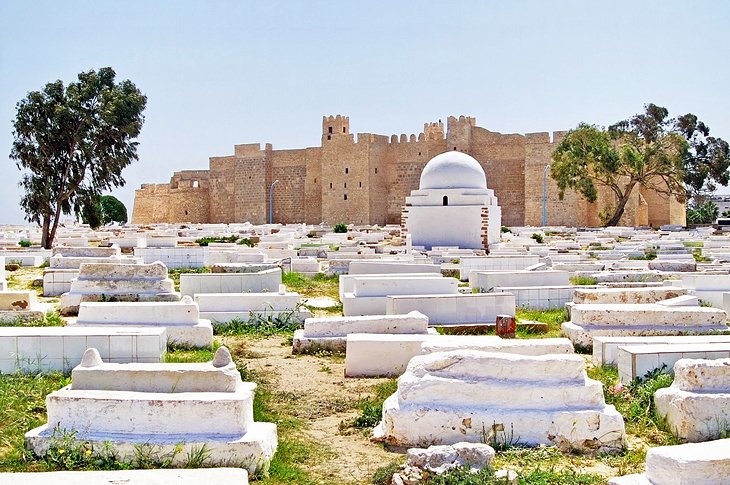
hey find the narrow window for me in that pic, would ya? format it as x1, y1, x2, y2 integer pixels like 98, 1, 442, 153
443, 196, 448, 206
342, 127, 346, 133
185, 210, 189, 215
314, 178, 317, 183
418, 151, 421, 156
344, 194, 348, 201
328, 126, 333, 134
344, 182, 347, 188
453, 147, 457, 150
345, 167, 349, 174
327, 135, 331, 140
359, 181, 362, 188
375, 167, 378, 174
329, 182, 333, 189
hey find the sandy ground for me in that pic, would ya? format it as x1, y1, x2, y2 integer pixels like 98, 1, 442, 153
223, 336, 401, 484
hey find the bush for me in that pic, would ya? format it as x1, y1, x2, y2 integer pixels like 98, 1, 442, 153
333, 223, 348, 233
500, 226, 511, 233
18, 240, 31, 247
531, 233, 544, 244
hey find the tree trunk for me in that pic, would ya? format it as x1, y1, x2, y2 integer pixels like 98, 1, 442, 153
41, 215, 51, 249
606, 181, 638, 226
47, 201, 64, 249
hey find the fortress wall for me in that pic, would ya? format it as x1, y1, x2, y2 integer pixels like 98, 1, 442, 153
365, 137, 390, 225
387, 134, 447, 224
132, 184, 171, 224
209, 156, 236, 223
269, 149, 309, 224
320, 134, 371, 225
469, 126, 526, 226
234, 150, 269, 225
303, 148, 323, 224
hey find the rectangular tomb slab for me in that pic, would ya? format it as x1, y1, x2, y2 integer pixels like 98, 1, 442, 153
570, 303, 727, 327
593, 335, 730, 366
77, 300, 200, 325
572, 287, 688, 304
386, 292, 515, 325
617, 343, 730, 383
646, 438, 730, 485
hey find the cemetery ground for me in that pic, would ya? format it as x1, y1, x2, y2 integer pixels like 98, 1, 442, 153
0, 267, 689, 484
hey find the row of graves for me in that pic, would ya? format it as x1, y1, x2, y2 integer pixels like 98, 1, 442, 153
0, 222, 729, 483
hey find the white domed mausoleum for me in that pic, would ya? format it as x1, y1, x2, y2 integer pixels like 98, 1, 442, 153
402, 151, 502, 250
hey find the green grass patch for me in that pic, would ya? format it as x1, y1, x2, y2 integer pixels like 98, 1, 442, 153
346, 379, 398, 430
569, 275, 598, 286
0, 372, 70, 471
588, 365, 677, 445
0, 310, 64, 328
682, 241, 704, 248
213, 311, 303, 338
167, 267, 211, 291
163, 342, 218, 363
282, 272, 339, 300
515, 308, 566, 338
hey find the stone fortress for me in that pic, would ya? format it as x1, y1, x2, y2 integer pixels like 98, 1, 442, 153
132, 115, 686, 228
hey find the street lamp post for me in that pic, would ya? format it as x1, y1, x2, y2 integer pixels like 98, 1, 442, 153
542, 164, 550, 227
269, 179, 280, 224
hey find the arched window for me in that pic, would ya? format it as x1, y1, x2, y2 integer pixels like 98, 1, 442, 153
443, 195, 448, 206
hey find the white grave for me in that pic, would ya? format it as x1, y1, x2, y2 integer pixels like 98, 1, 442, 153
608, 438, 730, 485
59, 261, 180, 315
654, 358, 730, 442
0, 290, 45, 323
70, 297, 213, 348
25, 347, 277, 474
292, 311, 433, 353
373, 350, 625, 453
562, 301, 728, 348
194, 291, 311, 325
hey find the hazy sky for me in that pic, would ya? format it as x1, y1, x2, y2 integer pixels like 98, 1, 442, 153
1, 1, 729, 224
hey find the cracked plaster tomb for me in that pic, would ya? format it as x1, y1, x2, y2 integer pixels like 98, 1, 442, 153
374, 350, 626, 453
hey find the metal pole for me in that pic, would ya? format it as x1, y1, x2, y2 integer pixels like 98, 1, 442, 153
269, 179, 279, 224
542, 164, 550, 227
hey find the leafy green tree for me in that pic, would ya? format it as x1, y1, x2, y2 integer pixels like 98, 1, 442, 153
80, 195, 128, 228
551, 104, 730, 226
687, 200, 719, 224
10, 67, 146, 248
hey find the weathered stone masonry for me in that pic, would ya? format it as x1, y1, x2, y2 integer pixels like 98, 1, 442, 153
132, 115, 686, 227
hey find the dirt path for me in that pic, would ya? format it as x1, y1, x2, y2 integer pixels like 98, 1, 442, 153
224, 336, 401, 484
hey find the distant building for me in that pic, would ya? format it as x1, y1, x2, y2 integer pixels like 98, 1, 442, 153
132, 115, 686, 228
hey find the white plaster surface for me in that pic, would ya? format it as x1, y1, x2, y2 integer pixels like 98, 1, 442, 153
593, 335, 730, 366
654, 358, 730, 442
375, 350, 625, 453
386, 292, 515, 325
25, 348, 277, 474
0, 468, 250, 485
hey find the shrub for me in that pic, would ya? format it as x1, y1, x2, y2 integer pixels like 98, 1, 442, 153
531, 233, 544, 244
500, 226, 511, 233
333, 223, 348, 233
18, 239, 31, 247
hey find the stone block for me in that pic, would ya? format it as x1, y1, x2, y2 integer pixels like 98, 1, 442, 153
654, 358, 730, 442
593, 335, 730, 366
25, 348, 277, 474
374, 350, 625, 453
572, 287, 688, 305
386, 292, 515, 325
617, 344, 730, 383
610, 438, 730, 485
292, 312, 430, 353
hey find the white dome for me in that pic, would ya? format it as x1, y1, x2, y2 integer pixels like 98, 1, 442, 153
419, 151, 487, 190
